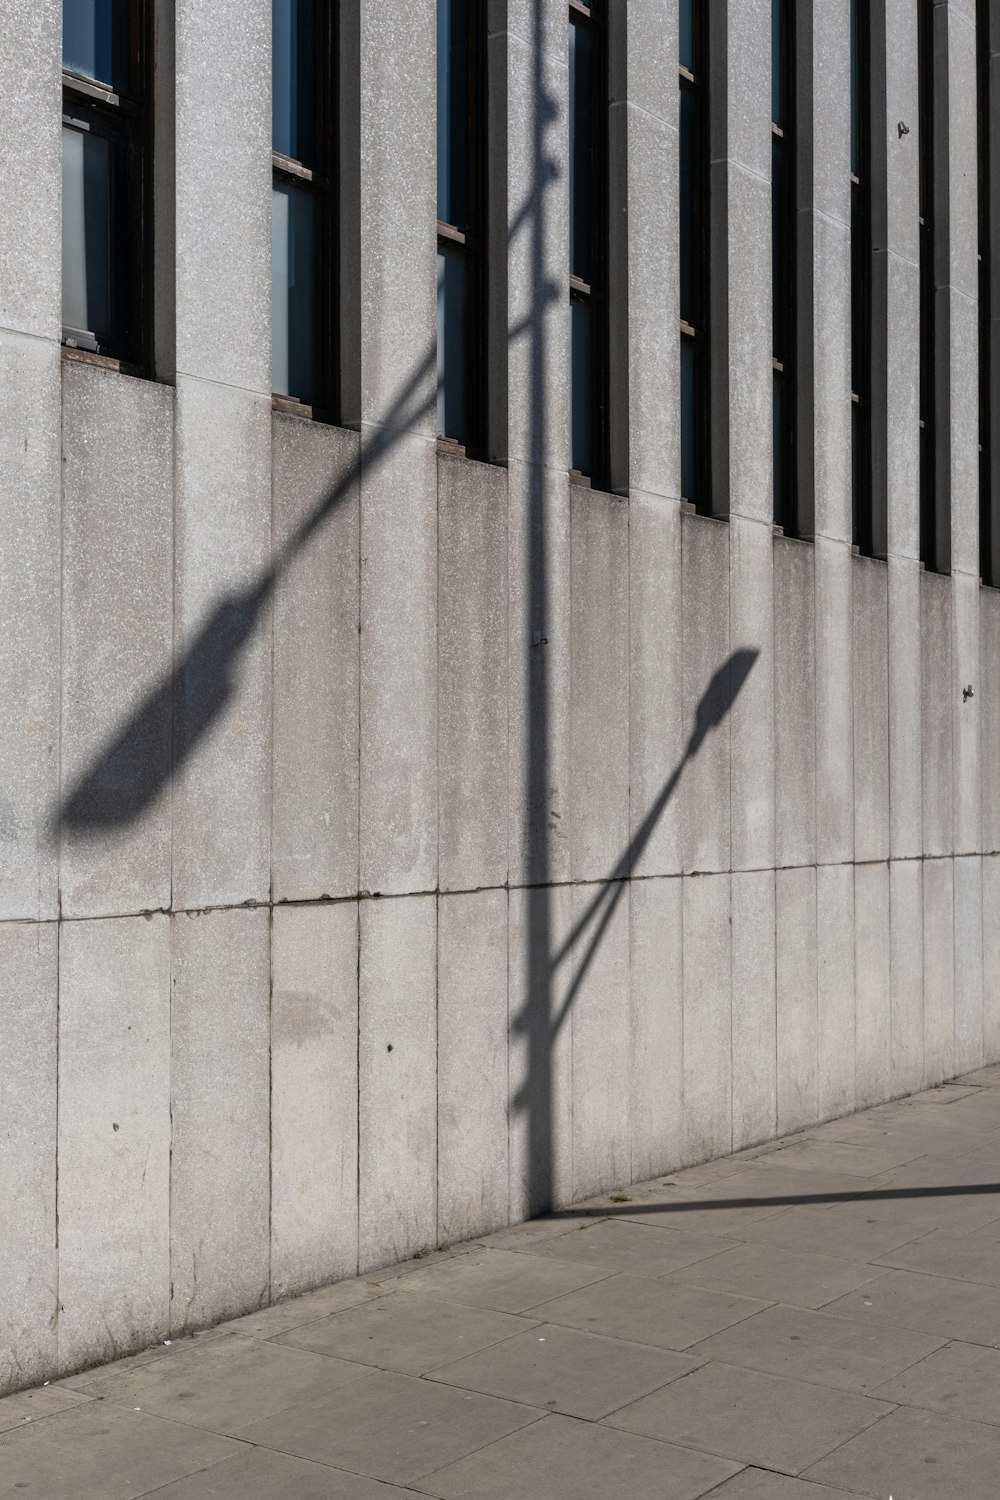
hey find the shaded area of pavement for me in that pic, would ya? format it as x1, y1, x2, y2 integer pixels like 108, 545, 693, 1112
3, 1065, 1000, 1498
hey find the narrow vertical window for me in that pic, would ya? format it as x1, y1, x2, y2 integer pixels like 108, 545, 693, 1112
437, 0, 486, 453
679, 0, 709, 510
772, 0, 796, 529
272, 0, 333, 415
918, 0, 940, 569
570, 0, 608, 484
62, 0, 149, 365
851, 0, 873, 551
979, 0, 995, 583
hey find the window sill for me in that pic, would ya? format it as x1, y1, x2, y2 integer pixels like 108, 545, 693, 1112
61, 345, 147, 380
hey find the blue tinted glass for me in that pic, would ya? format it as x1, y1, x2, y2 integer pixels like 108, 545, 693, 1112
437, 0, 471, 226
62, 125, 113, 339
571, 295, 595, 475
569, 17, 595, 281
437, 243, 471, 443
273, 0, 317, 164
63, 0, 131, 91
680, 0, 694, 70
272, 183, 318, 403
681, 337, 698, 505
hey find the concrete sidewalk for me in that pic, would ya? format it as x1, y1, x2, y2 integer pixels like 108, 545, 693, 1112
3, 1069, 1000, 1499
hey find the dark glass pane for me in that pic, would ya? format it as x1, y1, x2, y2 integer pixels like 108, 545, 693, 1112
852, 400, 861, 546
63, 0, 131, 91
272, 182, 318, 403
850, 0, 860, 176
680, 336, 699, 506
851, 180, 862, 392
437, 242, 471, 444
773, 371, 785, 525
571, 294, 595, 474
62, 124, 113, 340
772, 132, 787, 362
680, 0, 695, 71
772, 0, 783, 127
679, 85, 700, 327
273, 0, 317, 165
438, 0, 471, 227
569, 16, 595, 281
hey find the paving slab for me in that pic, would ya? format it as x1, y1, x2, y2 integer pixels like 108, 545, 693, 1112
873, 1340, 1000, 1424
606, 1360, 894, 1475
803, 1405, 1000, 1499
665, 1241, 885, 1309
526, 1218, 737, 1277
136, 1446, 419, 1498
385, 1246, 612, 1313
275, 1293, 530, 1375
233, 1370, 542, 1487
694, 1470, 867, 1500
0, 1402, 241, 1500
417, 1412, 740, 1500
63, 1333, 374, 1437
214, 1278, 392, 1338
686, 1303, 945, 1393
428, 1321, 697, 1420
874, 1219, 1000, 1284
823, 1268, 1000, 1346
529, 1272, 769, 1350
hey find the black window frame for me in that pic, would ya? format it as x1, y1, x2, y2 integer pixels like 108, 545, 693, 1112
772, 0, 797, 532
61, 0, 151, 370
271, 0, 338, 421
436, 0, 489, 457
679, 0, 710, 513
569, 0, 610, 488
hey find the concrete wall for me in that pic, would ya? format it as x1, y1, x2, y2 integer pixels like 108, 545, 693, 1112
1, 0, 998, 1393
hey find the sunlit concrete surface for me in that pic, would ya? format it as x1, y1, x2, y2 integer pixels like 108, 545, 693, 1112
3, 1068, 1000, 1499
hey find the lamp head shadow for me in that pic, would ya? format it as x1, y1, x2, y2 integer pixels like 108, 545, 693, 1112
688, 647, 759, 755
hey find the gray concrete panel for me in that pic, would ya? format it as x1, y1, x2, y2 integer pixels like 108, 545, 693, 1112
358, 894, 437, 1270
59, 364, 174, 917
508, 883, 574, 1219
630, 876, 683, 1182
815, 537, 855, 865
776, 865, 819, 1134
812, 0, 852, 227
271, 902, 359, 1300
629, 492, 683, 878
508, 461, 572, 886
852, 557, 890, 864
884, 0, 920, 267
271, 417, 360, 902
438, 456, 509, 893
438, 890, 509, 1243
954, 855, 985, 1075
723, 0, 771, 181
952, 568, 982, 854
681, 514, 731, 874
505, 36, 570, 470
0, 332, 60, 919
888, 556, 924, 858
923, 857, 957, 1083
731, 869, 777, 1151
359, 432, 437, 895
0, 921, 57, 1394
949, 292, 981, 577
358, 0, 436, 432
0, 3, 60, 339
855, 861, 892, 1108
811, 216, 853, 544
172, 378, 272, 909
981, 587, 1000, 855
570, 486, 629, 882
683, 872, 733, 1163
57, 915, 170, 1372
774, 538, 817, 869
921, 571, 955, 857
571, 880, 630, 1199
170, 908, 271, 1331
890, 858, 925, 1096
885, 253, 922, 560
174, 0, 270, 392
984, 856, 1000, 1063
729, 516, 775, 871
946, 5, 980, 306
817, 862, 856, 1121
725, 169, 772, 525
